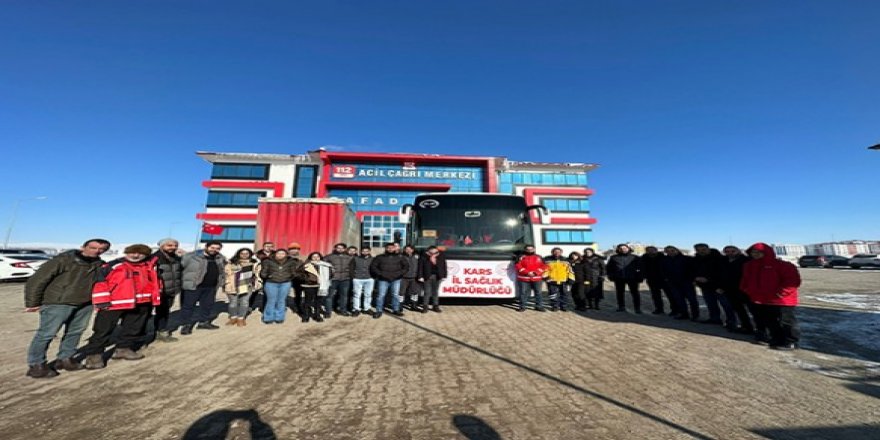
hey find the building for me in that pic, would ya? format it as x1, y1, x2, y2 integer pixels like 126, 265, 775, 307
195, 149, 598, 256
804, 241, 879, 257
772, 244, 808, 259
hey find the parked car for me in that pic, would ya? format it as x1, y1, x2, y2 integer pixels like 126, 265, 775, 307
12, 254, 51, 270
797, 255, 850, 268
0, 255, 37, 281
849, 254, 880, 269
0, 248, 48, 256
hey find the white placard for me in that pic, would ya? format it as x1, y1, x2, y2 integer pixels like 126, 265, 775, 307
438, 259, 516, 298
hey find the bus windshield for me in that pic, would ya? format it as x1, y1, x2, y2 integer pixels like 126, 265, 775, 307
410, 194, 535, 257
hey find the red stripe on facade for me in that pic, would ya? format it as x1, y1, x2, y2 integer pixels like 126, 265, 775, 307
485, 159, 497, 192
202, 181, 285, 197
550, 217, 598, 225
196, 213, 258, 221
324, 181, 452, 191
317, 152, 332, 197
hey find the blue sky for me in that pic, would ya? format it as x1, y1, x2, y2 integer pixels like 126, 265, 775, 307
1, 0, 878, 250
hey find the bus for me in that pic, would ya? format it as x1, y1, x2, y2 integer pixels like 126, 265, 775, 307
398, 193, 548, 299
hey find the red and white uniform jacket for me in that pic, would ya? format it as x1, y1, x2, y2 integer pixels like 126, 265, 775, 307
515, 254, 548, 282
92, 257, 162, 310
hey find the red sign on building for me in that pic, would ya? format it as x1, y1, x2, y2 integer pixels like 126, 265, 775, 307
332, 165, 356, 179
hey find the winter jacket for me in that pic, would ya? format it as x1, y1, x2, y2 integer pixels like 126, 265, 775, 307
351, 255, 373, 279
181, 251, 227, 291
574, 255, 605, 287
259, 257, 300, 283
515, 253, 547, 282
402, 254, 419, 279
661, 254, 696, 285
641, 253, 665, 282
224, 259, 259, 294
693, 250, 724, 289
544, 255, 574, 284
417, 252, 448, 280
606, 253, 644, 282
369, 253, 410, 282
297, 261, 333, 293
718, 254, 749, 294
153, 250, 183, 297
25, 250, 105, 308
740, 243, 800, 306
324, 252, 354, 280
91, 258, 162, 311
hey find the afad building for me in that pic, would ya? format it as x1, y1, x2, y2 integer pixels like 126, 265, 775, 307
195, 149, 598, 257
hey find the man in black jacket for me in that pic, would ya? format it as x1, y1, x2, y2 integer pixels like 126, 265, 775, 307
693, 243, 734, 326
24, 238, 111, 378
369, 243, 409, 318
641, 246, 670, 315
717, 245, 755, 334
323, 243, 354, 317
606, 244, 645, 313
152, 238, 183, 342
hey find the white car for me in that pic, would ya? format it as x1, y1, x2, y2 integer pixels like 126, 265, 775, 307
12, 254, 51, 270
849, 254, 880, 269
0, 255, 37, 281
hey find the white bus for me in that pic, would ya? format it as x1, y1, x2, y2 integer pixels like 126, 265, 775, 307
398, 193, 548, 299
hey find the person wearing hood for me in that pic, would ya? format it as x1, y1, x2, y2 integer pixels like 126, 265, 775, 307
82, 244, 161, 370
515, 244, 548, 312
24, 239, 111, 378
179, 241, 227, 335
740, 243, 801, 350
606, 244, 645, 313
297, 252, 334, 323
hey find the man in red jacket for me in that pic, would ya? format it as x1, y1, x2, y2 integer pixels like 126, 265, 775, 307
82, 244, 162, 369
515, 245, 548, 312
740, 243, 801, 350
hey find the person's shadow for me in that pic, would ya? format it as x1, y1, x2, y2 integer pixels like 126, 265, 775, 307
183, 409, 276, 440
453, 415, 502, 440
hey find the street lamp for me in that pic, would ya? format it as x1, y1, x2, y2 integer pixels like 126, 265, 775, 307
3, 196, 48, 249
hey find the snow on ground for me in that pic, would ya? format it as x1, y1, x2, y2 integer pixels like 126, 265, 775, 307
805, 292, 880, 312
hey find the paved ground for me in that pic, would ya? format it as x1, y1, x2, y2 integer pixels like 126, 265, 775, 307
0, 268, 878, 439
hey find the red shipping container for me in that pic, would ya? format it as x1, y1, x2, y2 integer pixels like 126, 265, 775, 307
256, 199, 360, 256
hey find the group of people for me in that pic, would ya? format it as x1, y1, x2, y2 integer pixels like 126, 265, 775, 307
23, 238, 450, 378
513, 242, 802, 351
23, 236, 801, 379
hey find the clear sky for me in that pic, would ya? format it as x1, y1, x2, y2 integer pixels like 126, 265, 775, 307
1, 0, 878, 250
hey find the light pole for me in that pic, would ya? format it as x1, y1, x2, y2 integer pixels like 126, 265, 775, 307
3, 196, 48, 249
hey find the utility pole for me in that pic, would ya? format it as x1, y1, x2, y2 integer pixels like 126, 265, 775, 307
3, 196, 48, 249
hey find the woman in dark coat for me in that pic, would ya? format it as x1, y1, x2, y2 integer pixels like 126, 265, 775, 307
575, 248, 606, 310
417, 246, 448, 313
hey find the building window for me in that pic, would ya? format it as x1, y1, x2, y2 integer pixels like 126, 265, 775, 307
507, 172, 587, 187
542, 229, 593, 245
211, 163, 270, 180
361, 215, 406, 249
206, 191, 266, 208
293, 165, 318, 198
540, 197, 590, 213
200, 226, 256, 243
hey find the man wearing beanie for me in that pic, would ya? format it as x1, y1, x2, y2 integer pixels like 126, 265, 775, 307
82, 244, 161, 369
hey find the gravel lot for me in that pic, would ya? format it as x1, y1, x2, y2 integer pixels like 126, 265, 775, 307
0, 268, 877, 439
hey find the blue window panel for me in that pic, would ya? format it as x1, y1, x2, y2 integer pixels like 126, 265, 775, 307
565, 174, 577, 185
206, 191, 264, 207
546, 231, 558, 242
543, 229, 593, 244
211, 163, 269, 180
201, 226, 256, 243
553, 174, 565, 185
